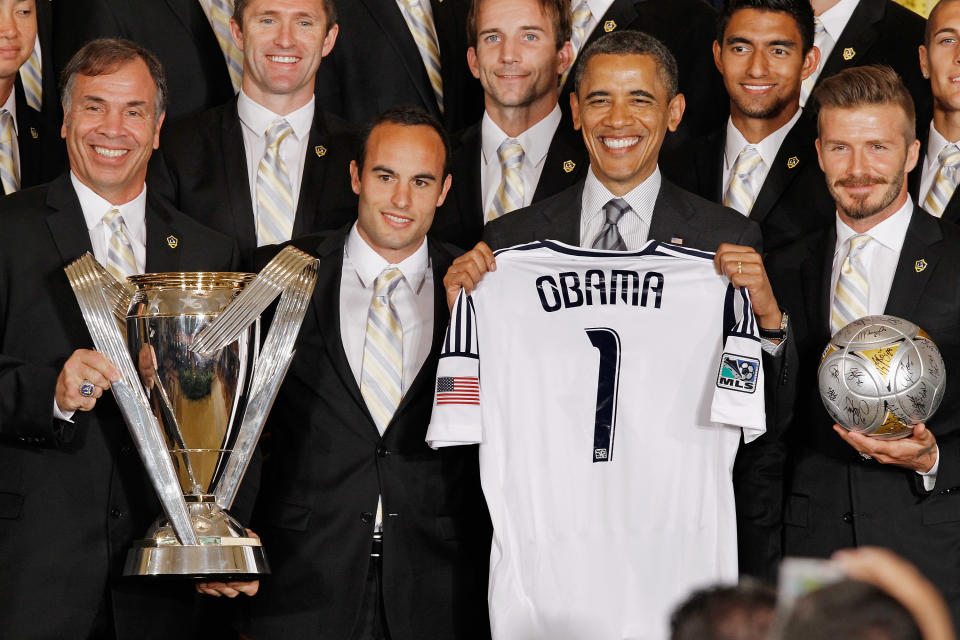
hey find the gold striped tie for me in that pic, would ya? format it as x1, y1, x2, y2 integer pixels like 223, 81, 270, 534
0, 109, 19, 195
723, 146, 763, 215
102, 208, 139, 281
487, 139, 524, 222
204, 0, 243, 93
831, 234, 871, 335
563, 0, 593, 87
19, 38, 42, 111
924, 146, 960, 218
400, 0, 444, 114
361, 268, 404, 434
256, 119, 296, 246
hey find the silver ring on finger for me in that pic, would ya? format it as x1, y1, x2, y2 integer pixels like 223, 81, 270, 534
79, 380, 96, 398
737, 261, 743, 275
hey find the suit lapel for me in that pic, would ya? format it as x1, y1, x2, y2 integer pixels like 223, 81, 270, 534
533, 119, 587, 203
750, 115, 814, 225
542, 181, 585, 245
819, 0, 883, 81
455, 125, 484, 240
699, 129, 724, 202
291, 109, 332, 238
45, 175, 94, 266
799, 227, 834, 335
884, 210, 941, 320
649, 180, 700, 246
222, 102, 257, 250
14, 79, 41, 189
144, 196, 184, 273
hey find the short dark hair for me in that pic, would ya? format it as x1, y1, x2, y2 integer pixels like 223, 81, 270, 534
813, 65, 916, 142
926, 0, 960, 46
572, 30, 678, 98
717, 0, 816, 55
60, 38, 168, 116
670, 581, 777, 640
781, 580, 922, 640
357, 105, 451, 177
466, 0, 572, 50
233, 0, 337, 31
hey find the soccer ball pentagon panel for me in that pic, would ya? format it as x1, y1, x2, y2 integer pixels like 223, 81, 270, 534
818, 315, 946, 438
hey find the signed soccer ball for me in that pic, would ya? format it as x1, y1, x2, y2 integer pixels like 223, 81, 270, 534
818, 315, 946, 438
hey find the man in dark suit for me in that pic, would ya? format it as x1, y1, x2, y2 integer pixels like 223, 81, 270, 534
431, 0, 588, 250
0, 39, 239, 639
238, 106, 490, 640
53, 0, 241, 121
148, 0, 357, 263
662, 0, 835, 252
764, 65, 960, 620
313, 0, 483, 133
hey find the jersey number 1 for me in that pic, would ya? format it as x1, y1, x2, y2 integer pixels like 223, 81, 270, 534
585, 328, 622, 463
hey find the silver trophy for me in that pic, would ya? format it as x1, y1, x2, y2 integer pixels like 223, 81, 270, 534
65, 247, 318, 577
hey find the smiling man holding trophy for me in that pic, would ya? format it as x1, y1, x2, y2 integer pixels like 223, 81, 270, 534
0, 38, 311, 639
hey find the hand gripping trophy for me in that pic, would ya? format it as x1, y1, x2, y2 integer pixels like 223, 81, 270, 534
65, 247, 318, 578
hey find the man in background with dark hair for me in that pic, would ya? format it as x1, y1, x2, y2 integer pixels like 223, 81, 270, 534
240, 106, 490, 640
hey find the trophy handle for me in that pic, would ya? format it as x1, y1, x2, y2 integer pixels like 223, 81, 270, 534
65, 255, 199, 546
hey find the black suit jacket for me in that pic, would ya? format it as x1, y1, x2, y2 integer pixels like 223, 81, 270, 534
0, 173, 239, 639
243, 230, 490, 640
53, 0, 235, 121
432, 118, 588, 250
908, 126, 960, 224
313, 0, 482, 132
661, 114, 835, 252
147, 98, 359, 264
559, 0, 727, 150
764, 207, 960, 619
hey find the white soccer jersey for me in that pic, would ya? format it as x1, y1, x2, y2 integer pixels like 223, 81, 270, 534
427, 240, 766, 640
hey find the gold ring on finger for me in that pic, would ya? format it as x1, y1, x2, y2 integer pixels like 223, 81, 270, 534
737, 261, 742, 275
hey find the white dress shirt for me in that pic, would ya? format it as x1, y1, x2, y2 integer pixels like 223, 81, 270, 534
480, 105, 562, 219
722, 108, 804, 214
579, 165, 659, 249
806, 0, 859, 93
918, 121, 959, 207
340, 223, 435, 396
237, 90, 313, 243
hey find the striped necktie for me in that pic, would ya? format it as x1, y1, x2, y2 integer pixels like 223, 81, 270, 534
800, 18, 828, 107
487, 139, 524, 222
924, 145, 960, 218
256, 118, 295, 246
831, 234, 871, 335
203, 0, 243, 93
361, 267, 405, 434
19, 38, 42, 111
0, 110, 18, 195
102, 208, 139, 281
399, 0, 444, 114
592, 198, 630, 250
723, 146, 763, 215
563, 0, 593, 86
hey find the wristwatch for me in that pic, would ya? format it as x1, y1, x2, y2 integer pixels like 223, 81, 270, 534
758, 310, 789, 341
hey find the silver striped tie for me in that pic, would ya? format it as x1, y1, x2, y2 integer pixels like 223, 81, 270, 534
831, 234, 871, 335
256, 119, 296, 246
0, 109, 18, 195
924, 146, 960, 218
103, 208, 139, 281
19, 38, 42, 111
400, 0, 444, 114
723, 146, 763, 215
361, 268, 405, 434
205, 0, 244, 93
487, 139, 524, 222
592, 198, 630, 251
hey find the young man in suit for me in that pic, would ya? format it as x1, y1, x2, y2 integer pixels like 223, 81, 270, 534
237, 106, 490, 640
431, 0, 588, 250
662, 0, 835, 252
147, 0, 358, 263
313, 0, 483, 133
0, 38, 239, 639
764, 64, 960, 622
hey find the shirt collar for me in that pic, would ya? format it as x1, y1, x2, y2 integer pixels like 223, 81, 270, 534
724, 108, 803, 172
1, 87, 17, 135
237, 89, 315, 141
480, 105, 562, 169
926, 119, 958, 168
819, 0, 860, 42
582, 164, 661, 224
70, 171, 148, 242
834, 197, 913, 255
345, 222, 430, 294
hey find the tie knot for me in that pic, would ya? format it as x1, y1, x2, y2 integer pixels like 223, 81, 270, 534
813, 17, 825, 34
374, 267, 404, 299
265, 118, 293, 149
733, 146, 762, 177
573, 0, 592, 23
848, 233, 871, 253
603, 198, 630, 225
938, 145, 960, 168
102, 207, 123, 231
497, 139, 524, 169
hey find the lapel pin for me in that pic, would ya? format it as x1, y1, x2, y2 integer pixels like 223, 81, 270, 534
166, 235, 179, 249
843, 47, 855, 61
670, 237, 684, 245
787, 156, 799, 169
29, 127, 38, 139
915, 259, 927, 273
604, 20, 617, 32
562, 159, 576, 173
315, 145, 327, 158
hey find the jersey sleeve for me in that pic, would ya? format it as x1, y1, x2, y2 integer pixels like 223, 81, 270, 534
710, 284, 767, 442
426, 290, 483, 448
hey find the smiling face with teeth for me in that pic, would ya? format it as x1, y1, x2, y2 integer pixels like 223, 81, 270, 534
61, 58, 165, 205
230, 0, 338, 115
570, 53, 685, 196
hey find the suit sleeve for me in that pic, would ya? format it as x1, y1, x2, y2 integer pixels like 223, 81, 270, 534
0, 356, 72, 446
739, 218, 763, 254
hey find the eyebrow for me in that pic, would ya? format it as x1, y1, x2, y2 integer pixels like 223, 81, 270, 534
585, 89, 656, 100
935, 27, 960, 38
725, 35, 797, 48
372, 166, 437, 181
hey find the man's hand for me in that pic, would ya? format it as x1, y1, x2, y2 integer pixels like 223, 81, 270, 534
54, 349, 120, 413
443, 242, 496, 311
196, 530, 261, 597
714, 243, 781, 333
834, 423, 938, 472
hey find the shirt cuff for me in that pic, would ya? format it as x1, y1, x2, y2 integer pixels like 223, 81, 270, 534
761, 336, 785, 356
53, 399, 75, 423
918, 444, 940, 491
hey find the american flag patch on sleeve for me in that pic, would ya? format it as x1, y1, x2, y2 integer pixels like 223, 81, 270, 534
436, 376, 480, 405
